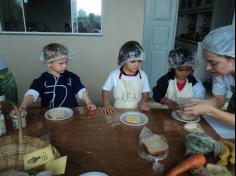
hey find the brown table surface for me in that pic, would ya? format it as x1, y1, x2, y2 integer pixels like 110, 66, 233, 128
4, 107, 227, 176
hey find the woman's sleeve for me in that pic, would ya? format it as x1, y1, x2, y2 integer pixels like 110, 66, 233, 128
192, 80, 206, 99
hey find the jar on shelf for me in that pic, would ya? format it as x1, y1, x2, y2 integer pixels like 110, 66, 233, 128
0, 111, 7, 136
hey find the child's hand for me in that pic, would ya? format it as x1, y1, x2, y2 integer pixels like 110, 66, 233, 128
102, 104, 115, 115
167, 100, 178, 110
86, 103, 96, 111
139, 101, 150, 111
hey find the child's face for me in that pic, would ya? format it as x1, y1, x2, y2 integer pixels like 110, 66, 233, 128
123, 60, 141, 74
175, 66, 193, 81
47, 58, 68, 75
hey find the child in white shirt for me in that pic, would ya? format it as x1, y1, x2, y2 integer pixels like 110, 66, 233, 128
102, 41, 151, 115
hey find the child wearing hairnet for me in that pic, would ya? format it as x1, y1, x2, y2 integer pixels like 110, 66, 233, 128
153, 47, 206, 110
19, 43, 96, 112
102, 41, 151, 115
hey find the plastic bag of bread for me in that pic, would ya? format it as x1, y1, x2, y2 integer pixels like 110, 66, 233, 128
138, 127, 169, 173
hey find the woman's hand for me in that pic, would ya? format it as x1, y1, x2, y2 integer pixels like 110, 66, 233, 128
102, 104, 115, 116
86, 102, 96, 111
183, 99, 213, 116
139, 101, 151, 111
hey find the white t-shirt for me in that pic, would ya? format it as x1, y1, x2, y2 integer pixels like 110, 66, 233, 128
212, 74, 235, 96
102, 69, 151, 93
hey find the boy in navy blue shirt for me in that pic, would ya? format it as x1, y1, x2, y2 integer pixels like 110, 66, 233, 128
19, 43, 96, 112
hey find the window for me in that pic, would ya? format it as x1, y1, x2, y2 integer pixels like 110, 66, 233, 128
0, 0, 102, 35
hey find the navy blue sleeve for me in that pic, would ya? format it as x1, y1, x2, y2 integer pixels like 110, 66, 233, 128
29, 78, 43, 96
153, 76, 170, 103
71, 74, 85, 94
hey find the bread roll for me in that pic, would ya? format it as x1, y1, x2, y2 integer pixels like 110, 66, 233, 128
124, 115, 141, 124
48, 111, 66, 119
176, 111, 198, 121
142, 134, 169, 155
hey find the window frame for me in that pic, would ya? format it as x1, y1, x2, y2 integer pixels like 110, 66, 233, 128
0, 0, 103, 36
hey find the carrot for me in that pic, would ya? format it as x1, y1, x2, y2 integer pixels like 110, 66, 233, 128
167, 153, 206, 176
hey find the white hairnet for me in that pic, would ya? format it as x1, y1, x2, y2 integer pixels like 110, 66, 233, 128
169, 47, 196, 68
117, 41, 145, 66
202, 25, 235, 58
40, 43, 74, 62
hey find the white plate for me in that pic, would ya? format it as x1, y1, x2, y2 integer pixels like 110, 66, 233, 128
171, 111, 200, 123
80, 172, 109, 176
120, 111, 149, 126
44, 107, 73, 121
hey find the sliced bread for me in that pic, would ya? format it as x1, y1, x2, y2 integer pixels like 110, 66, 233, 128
142, 134, 169, 155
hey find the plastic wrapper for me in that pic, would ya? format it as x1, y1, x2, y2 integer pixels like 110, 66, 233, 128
138, 127, 169, 173
185, 133, 217, 155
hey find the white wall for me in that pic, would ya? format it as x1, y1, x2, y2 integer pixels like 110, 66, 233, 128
0, 0, 145, 105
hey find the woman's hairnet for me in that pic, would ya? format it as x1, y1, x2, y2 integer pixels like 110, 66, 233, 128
40, 43, 74, 62
117, 41, 145, 66
202, 25, 235, 58
169, 47, 196, 68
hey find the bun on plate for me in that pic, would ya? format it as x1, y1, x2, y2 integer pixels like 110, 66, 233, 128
124, 115, 141, 124
142, 134, 169, 156
176, 111, 198, 121
48, 111, 66, 119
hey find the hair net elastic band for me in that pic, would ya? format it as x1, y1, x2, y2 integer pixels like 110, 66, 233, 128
40, 50, 75, 62
118, 54, 145, 66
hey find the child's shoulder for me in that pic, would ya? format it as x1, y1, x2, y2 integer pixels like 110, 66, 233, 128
158, 71, 175, 82
107, 69, 120, 77
187, 74, 198, 84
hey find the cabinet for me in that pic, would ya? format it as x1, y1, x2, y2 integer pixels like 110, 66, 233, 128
175, 0, 235, 82
177, 0, 234, 42
177, 0, 214, 42
179, 0, 214, 12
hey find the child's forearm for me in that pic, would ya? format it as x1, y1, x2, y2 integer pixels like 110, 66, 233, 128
102, 90, 111, 105
82, 90, 93, 105
20, 95, 35, 110
141, 92, 149, 103
161, 97, 178, 109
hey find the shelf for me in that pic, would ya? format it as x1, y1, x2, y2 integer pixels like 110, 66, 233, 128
179, 7, 213, 15
176, 37, 200, 45
199, 25, 211, 28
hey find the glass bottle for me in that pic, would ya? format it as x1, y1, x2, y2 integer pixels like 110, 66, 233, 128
0, 110, 7, 136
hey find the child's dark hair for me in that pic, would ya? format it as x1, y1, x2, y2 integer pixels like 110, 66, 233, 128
117, 41, 144, 66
